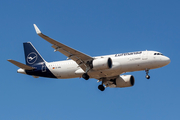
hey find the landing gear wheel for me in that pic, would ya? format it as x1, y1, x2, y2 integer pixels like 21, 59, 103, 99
145, 69, 150, 79
98, 85, 105, 91
82, 73, 89, 80
146, 75, 150, 79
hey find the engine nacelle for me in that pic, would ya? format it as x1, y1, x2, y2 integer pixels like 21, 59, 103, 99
92, 57, 112, 71
116, 75, 135, 88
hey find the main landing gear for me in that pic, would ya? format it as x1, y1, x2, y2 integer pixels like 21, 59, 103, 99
82, 73, 89, 80
145, 69, 150, 79
82, 73, 105, 91
98, 84, 105, 91
97, 78, 105, 91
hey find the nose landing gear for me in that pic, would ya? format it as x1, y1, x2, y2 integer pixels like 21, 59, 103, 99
145, 69, 150, 79
146, 75, 150, 79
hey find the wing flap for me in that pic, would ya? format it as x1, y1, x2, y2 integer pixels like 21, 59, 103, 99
7, 59, 35, 70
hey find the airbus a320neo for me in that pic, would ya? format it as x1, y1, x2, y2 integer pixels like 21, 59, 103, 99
8, 24, 170, 91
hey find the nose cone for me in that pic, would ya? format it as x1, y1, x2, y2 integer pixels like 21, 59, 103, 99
17, 68, 26, 74
163, 56, 171, 66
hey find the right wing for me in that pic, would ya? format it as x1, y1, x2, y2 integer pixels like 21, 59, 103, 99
33, 24, 93, 72
7, 59, 35, 70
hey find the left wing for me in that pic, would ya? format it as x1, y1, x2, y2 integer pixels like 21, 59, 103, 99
33, 24, 93, 72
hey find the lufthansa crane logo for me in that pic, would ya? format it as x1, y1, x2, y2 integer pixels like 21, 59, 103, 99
27, 52, 38, 64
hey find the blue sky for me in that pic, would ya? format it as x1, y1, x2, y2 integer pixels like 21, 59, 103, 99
0, 0, 179, 119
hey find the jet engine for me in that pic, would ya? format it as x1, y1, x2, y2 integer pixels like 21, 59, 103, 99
91, 57, 112, 71
115, 75, 135, 88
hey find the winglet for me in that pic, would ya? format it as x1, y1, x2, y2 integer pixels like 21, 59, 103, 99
33, 24, 41, 34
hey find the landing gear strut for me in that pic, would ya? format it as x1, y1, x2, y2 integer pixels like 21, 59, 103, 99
82, 73, 89, 80
98, 78, 105, 91
145, 69, 150, 79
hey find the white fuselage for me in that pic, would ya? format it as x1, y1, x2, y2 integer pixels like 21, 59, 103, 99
9, 25, 171, 91
43, 50, 170, 79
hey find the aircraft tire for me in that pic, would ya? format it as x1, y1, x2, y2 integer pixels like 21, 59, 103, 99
98, 85, 105, 91
146, 75, 150, 79
82, 73, 89, 80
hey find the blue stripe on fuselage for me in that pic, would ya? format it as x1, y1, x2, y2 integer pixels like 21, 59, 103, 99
25, 62, 57, 78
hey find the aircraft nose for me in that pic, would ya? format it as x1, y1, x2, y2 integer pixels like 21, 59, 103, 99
163, 56, 171, 65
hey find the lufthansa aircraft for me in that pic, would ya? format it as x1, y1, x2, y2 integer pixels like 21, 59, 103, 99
8, 24, 170, 91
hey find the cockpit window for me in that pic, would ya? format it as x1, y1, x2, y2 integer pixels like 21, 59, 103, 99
154, 53, 163, 55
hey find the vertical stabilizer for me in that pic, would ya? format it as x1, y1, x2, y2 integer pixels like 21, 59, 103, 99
23, 42, 45, 66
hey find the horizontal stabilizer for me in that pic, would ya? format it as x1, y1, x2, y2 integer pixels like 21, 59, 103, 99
7, 59, 35, 70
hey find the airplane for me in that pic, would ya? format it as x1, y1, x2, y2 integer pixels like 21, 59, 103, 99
8, 24, 171, 91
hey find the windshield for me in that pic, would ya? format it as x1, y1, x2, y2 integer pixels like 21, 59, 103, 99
154, 53, 163, 55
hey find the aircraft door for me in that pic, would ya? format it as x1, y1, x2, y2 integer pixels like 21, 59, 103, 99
42, 63, 46, 72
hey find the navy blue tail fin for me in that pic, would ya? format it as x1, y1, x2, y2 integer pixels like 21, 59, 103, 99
23, 42, 45, 66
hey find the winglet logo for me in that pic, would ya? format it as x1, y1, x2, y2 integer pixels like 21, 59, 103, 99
27, 52, 38, 64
